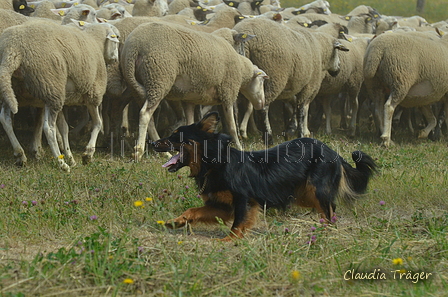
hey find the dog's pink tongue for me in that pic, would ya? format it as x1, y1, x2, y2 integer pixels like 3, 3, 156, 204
162, 153, 180, 168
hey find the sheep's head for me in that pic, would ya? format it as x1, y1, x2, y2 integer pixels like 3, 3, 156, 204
327, 40, 349, 77
103, 24, 121, 64
240, 66, 268, 110
72, 21, 120, 64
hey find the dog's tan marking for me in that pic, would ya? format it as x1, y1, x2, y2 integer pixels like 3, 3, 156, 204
294, 182, 329, 221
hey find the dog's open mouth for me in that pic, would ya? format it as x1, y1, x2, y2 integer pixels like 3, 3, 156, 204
162, 151, 185, 172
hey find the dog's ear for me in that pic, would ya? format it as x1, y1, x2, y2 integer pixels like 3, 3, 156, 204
198, 112, 220, 133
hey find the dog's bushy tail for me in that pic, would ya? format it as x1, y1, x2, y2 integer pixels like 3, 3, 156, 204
339, 151, 377, 204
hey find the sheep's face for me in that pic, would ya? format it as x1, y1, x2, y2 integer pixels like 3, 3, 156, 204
327, 40, 349, 77
240, 66, 268, 110
104, 26, 120, 64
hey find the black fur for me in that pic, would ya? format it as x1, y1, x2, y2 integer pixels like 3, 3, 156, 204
153, 112, 376, 234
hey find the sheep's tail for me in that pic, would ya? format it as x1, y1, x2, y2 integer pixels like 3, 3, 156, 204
0, 49, 21, 114
338, 151, 377, 204
363, 42, 383, 80
121, 44, 146, 100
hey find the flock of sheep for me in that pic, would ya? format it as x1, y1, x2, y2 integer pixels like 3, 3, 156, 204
0, 0, 447, 171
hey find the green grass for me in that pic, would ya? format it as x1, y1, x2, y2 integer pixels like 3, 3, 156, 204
285, 0, 447, 23
0, 120, 447, 296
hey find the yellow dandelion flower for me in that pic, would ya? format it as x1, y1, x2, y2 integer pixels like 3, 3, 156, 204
157, 220, 165, 225
291, 270, 301, 280
177, 241, 183, 245
398, 269, 407, 274
392, 258, 403, 265
134, 200, 144, 207
123, 278, 134, 284
145, 197, 153, 202
58, 154, 64, 159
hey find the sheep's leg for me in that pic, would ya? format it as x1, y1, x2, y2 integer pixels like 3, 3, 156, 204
121, 103, 130, 137
222, 104, 242, 150
380, 95, 399, 147
262, 105, 273, 144
70, 107, 90, 137
30, 107, 44, 160
82, 104, 103, 165
43, 105, 69, 172
200, 106, 213, 118
56, 112, 76, 166
147, 117, 160, 143
184, 102, 195, 125
298, 101, 311, 138
240, 102, 253, 139
0, 105, 27, 166
417, 105, 437, 139
348, 94, 359, 137
322, 96, 332, 134
134, 100, 161, 160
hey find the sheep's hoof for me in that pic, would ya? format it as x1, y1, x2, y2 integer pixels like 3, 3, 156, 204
60, 163, 71, 173
82, 154, 92, 165
67, 156, 77, 167
14, 152, 27, 167
380, 137, 394, 147
14, 158, 27, 167
132, 147, 145, 161
417, 130, 429, 139
32, 148, 43, 160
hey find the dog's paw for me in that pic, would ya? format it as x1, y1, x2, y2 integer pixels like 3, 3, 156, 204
165, 218, 187, 229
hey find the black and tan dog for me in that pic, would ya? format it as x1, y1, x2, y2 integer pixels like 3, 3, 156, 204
152, 112, 376, 241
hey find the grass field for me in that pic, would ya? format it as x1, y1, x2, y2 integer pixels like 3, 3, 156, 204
0, 116, 447, 296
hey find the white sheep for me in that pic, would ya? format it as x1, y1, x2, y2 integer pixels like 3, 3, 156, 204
363, 29, 448, 147
314, 37, 369, 136
293, 0, 331, 15
233, 17, 348, 140
30, 0, 62, 21
0, 8, 29, 32
0, 20, 120, 170
120, 22, 268, 160
132, 0, 168, 16
51, 4, 99, 24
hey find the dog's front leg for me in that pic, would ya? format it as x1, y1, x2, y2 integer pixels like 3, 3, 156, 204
165, 205, 233, 229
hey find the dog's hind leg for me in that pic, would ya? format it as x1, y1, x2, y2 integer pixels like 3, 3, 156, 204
294, 182, 329, 221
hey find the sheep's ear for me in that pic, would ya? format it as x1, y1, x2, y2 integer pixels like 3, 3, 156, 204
292, 8, 305, 15
118, 0, 133, 5
340, 32, 354, 42
252, 0, 262, 7
223, 0, 239, 8
81, 9, 91, 16
51, 8, 67, 16
71, 19, 89, 29
198, 112, 220, 133
234, 33, 255, 43
341, 15, 351, 21
186, 19, 201, 25
107, 32, 120, 43
334, 40, 349, 51
436, 27, 446, 37
255, 68, 269, 79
